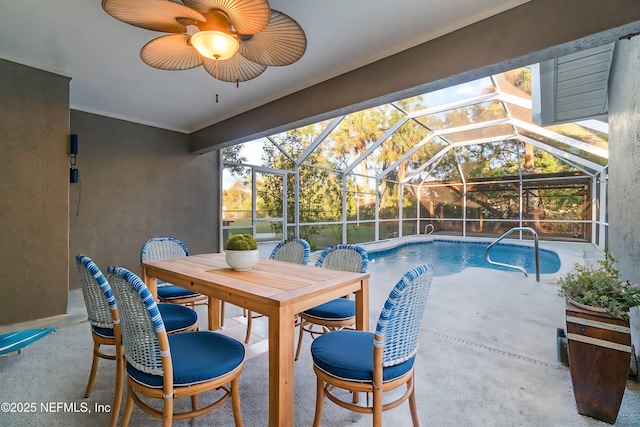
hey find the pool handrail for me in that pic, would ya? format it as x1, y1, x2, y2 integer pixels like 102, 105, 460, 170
424, 224, 435, 235
486, 227, 540, 282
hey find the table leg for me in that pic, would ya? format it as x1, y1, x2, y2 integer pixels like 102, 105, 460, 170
355, 277, 370, 331
208, 296, 221, 331
142, 267, 158, 300
268, 305, 296, 426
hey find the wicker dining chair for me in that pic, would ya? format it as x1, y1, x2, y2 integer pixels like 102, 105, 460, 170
140, 237, 208, 308
107, 265, 245, 427
295, 244, 368, 361
243, 239, 310, 344
270, 239, 311, 264
310, 264, 434, 427
76, 254, 199, 427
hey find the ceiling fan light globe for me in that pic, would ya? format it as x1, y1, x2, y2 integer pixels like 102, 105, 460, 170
191, 30, 239, 60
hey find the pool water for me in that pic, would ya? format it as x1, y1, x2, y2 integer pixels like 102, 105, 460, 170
367, 240, 561, 277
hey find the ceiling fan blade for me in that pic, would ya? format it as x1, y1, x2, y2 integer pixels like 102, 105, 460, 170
141, 34, 203, 70
239, 10, 306, 66
182, 0, 270, 34
202, 53, 267, 82
102, 0, 205, 33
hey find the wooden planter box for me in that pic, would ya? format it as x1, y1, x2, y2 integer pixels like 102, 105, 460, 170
565, 301, 632, 424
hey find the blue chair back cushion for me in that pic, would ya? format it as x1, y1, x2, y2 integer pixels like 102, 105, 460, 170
126, 332, 245, 388
303, 298, 355, 320
311, 330, 414, 382
157, 303, 198, 332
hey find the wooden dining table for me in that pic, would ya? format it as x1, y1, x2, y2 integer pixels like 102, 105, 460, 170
141, 253, 370, 427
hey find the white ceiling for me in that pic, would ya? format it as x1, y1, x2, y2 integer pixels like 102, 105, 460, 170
0, 0, 530, 133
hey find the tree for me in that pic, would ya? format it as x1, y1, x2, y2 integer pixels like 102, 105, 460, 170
331, 107, 388, 191
223, 181, 252, 220
258, 131, 344, 247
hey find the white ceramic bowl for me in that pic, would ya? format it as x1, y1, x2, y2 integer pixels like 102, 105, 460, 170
225, 249, 260, 271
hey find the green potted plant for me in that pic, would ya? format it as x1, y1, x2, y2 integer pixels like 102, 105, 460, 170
224, 234, 259, 271
558, 251, 640, 319
557, 251, 640, 424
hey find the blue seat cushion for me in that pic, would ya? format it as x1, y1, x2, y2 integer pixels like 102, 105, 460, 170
127, 332, 245, 388
157, 303, 198, 333
157, 284, 201, 300
303, 298, 355, 320
92, 326, 114, 338
311, 330, 415, 382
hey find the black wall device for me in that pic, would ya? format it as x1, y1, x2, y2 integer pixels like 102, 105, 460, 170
70, 134, 79, 183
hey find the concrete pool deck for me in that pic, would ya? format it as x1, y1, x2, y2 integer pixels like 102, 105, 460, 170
2, 238, 639, 425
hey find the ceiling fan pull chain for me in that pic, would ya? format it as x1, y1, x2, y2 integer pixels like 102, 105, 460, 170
215, 59, 219, 103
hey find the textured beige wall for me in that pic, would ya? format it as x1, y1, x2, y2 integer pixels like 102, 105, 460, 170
608, 35, 640, 355
0, 59, 220, 325
0, 60, 70, 324
68, 111, 219, 290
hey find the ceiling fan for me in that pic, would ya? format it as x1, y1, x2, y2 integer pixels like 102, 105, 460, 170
102, 0, 307, 100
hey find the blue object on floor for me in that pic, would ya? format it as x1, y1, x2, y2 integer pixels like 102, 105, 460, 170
0, 327, 55, 356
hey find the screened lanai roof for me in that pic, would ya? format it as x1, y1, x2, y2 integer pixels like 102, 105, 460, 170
222, 59, 609, 186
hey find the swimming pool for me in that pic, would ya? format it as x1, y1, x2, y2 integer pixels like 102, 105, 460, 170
367, 239, 561, 277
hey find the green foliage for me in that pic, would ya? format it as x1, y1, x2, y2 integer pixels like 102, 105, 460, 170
225, 234, 258, 251
557, 252, 640, 319
223, 180, 252, 220
256, 132, 344, 248
222, 145, 249, 177
222, 67, 597, 242
502, 68, 531, 94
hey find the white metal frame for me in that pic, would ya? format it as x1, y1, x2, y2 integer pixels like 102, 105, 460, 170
220, 73, 609, 248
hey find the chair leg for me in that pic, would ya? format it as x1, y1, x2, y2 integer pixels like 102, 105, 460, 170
84, 342, 101, 397
408, 375, 420, 427
245, 312, 253, 344
162, 395, 173, 427
312, 376, 325, 427
295, 320, 305, 361
121, 384, 134, 427
191, 395, 198, 411
109, 348, 125, 427
372, 387, 383, 427
220, 301, 226, 327
231, 376, 244, 427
